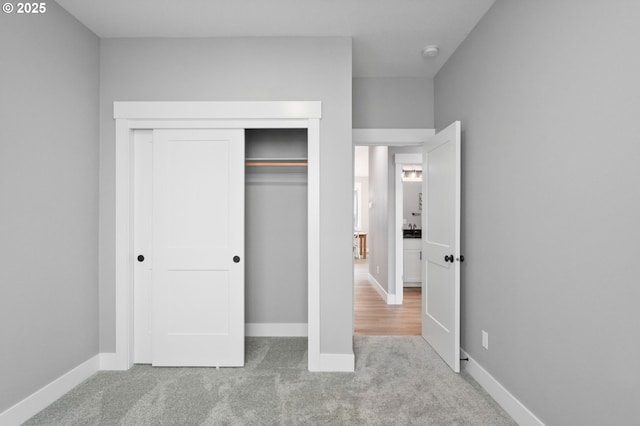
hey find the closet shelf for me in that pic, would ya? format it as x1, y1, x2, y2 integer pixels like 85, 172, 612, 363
245, 157, 308, 167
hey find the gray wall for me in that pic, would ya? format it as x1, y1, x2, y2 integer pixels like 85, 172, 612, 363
354, 176, 369, 234
367, 146, 389, 291
367, 145, 423, 295
435, 1, 640, 424
99, 37, 353, 355
353, 77, 434, 128
0, 3, 99, 413
245, 129, 307, 324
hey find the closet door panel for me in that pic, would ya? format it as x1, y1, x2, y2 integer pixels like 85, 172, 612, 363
152, 129, 244, 367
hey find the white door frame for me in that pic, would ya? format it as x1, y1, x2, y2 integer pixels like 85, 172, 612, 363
111, 101, 321, 371
394, 153, 423, 304
352, 129, 434, 304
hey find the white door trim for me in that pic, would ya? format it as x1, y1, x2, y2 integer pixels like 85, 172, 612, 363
112, 101, 321, 371
352, 128, 433, 146
394, 153, 423, 304
352, 129, 434, 304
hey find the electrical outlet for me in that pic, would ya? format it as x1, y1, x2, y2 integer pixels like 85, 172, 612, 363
482, 330, 489, 350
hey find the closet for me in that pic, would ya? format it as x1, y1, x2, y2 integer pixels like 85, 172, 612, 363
116, 101, 322, 371
244, 129, 309, 331
132, 128, 308, 366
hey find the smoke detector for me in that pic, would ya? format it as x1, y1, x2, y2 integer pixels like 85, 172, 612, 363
422, 45, 440, 57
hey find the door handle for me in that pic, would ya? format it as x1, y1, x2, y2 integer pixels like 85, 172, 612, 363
233, 256, 241, 263
444, 255, 454, 263
457, 255, 465, 262
137, 255, 145, 262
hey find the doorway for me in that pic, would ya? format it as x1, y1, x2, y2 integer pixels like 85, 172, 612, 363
352, 129, 435, 336
351, 125, 462, 372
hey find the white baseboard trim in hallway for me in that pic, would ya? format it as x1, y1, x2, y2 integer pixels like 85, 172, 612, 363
245, 323, 308, 336
0, 355, 100, 426
461, 349, 545, 426
366, 273, 400, 305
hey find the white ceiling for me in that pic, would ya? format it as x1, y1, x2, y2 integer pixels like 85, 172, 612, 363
55, 0, 494, 78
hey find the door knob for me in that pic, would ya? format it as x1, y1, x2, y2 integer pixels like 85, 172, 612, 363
137, 255, 144, 262
233, 256, 240, 263
457, 255, 465, 262
444, 255, 454, 263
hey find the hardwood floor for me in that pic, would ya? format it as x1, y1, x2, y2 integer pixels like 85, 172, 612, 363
354, 261, 421, 336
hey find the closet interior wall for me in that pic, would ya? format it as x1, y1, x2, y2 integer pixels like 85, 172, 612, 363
245, 129, 308, 327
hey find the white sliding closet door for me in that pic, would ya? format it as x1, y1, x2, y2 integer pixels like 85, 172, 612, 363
152, 129, 245, 367
134, 131, 153, 364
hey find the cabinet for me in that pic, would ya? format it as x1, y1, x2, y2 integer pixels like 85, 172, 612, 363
403, 238, 422, 286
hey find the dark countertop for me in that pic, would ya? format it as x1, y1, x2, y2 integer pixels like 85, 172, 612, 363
403, 230, 422, 239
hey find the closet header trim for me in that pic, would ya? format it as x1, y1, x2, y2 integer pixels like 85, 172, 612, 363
114, 101, 321, 120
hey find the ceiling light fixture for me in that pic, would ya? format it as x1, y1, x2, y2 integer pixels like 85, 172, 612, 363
422, 45, 440, 58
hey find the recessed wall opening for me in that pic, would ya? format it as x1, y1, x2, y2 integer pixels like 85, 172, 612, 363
353, 144, 423, 336
114, 101, 325, 372
244, 129, 309, 335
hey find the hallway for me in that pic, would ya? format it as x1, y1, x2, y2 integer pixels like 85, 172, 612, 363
354, 260, 421, 336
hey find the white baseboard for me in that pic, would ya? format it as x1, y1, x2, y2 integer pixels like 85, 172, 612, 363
461, 350, 545, 426
0, 355, 100, 426
318, 352, 355, 372
367, 273, 388, 301
245, 323, 308, 336
367, 274, 401, 305
387, 293, 400, 304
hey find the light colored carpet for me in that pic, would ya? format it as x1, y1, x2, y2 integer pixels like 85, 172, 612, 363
24, 337, 515, 425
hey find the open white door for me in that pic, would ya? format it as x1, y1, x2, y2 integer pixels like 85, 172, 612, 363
152, 129, 245, 367
422, 121, 461, 372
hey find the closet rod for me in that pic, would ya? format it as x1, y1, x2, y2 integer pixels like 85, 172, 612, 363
245, 157, 308, 167
245, 161, 307, 167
